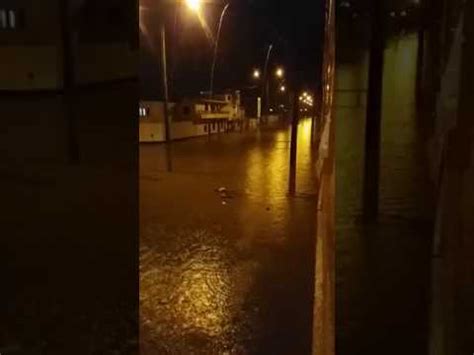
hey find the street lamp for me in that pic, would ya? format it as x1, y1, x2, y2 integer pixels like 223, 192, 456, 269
185, 0, 201, 12
253, 69, 261, 79
280, 85, 286, 92
276, 67, 284, 78
209, 3, 230, 97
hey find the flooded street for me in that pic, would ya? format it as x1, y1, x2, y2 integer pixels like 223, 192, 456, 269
140, 120, 319, 354
336, 33, 434, 354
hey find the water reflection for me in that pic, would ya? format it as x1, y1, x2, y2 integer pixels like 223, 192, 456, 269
140, 228, 243, 352
140, 119, 318, 353
336, 33, 434, 354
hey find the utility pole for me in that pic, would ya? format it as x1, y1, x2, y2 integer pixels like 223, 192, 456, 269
363, 0, 385, 219
161, 23, 172, 171
289, 91, 299, 195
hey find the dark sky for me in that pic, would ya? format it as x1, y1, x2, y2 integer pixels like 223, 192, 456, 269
140, 0, 325, 100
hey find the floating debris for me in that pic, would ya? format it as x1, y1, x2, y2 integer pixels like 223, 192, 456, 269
215, 187, 233, 200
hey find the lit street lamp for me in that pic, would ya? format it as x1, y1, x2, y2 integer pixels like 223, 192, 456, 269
155, 0, 201, 167
280, 85, 286, 92
253, 69, 261, 79
276, 67, 284, 78
185, 0, 201, 11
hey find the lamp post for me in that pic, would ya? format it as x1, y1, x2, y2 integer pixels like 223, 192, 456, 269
209, 3, 230, 97
263, 44, 273, 121
251, 69, 262, 119
154, 0, 201, 171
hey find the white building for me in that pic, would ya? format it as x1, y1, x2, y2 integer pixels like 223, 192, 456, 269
139, 91, 246, 143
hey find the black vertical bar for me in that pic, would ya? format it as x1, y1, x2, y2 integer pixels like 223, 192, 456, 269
363, 0, 385, 219
289, 91, 299, 195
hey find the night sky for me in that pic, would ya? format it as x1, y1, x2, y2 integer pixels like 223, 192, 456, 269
140, 0, 326, 100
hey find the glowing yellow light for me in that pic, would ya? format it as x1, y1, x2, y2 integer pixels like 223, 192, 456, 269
253, 69, 261, 79
275, 67, 284, 78
185, 0, 201, 12
280, 85, 286, 92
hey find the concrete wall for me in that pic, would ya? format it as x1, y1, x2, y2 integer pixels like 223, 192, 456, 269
429, 7, 474, 355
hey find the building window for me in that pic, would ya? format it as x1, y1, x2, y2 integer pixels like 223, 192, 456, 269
139, 107, 149, 118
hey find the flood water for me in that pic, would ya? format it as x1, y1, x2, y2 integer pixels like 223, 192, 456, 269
140, 119, 319, 354
336, 33, 434, 354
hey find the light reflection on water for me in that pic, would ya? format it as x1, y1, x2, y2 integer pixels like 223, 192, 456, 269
336, 33, 434, 354
140, 118, 318, 353
336, 33, 428, 220
173, 257, 230, 336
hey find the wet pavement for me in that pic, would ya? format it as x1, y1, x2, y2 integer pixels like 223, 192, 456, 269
336, 33, 434, 354
140, 119, 319, 354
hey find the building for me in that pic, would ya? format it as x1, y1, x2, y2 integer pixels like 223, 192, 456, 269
139, 91, 246, 143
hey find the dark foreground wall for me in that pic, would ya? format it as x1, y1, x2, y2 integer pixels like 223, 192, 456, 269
0, 83, 139, 354
0, 0, 139, 353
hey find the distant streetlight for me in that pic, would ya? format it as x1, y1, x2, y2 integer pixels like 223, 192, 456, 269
280, 85, 286, 92
185, 0, 201, 12
276, 67, 284, 78
253, 69, 261, 79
